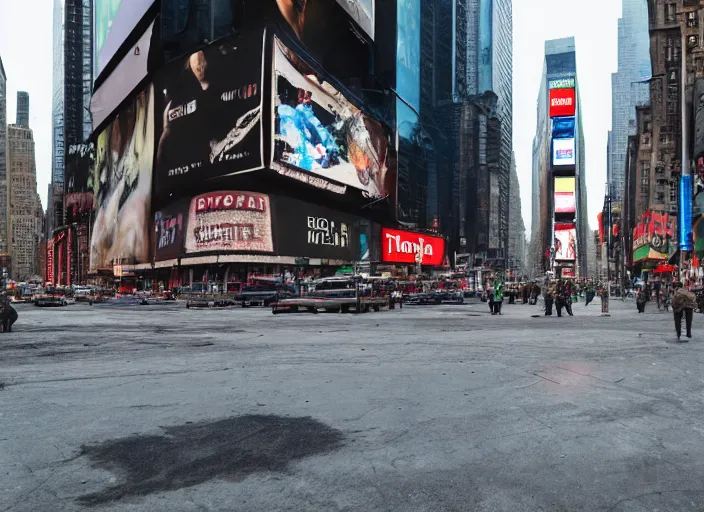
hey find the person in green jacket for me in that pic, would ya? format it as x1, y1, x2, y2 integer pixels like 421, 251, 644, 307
493, 279, 504, 315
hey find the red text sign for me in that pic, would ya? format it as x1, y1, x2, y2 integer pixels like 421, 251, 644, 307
381, 228, 445, 266
549, 88, 576, 118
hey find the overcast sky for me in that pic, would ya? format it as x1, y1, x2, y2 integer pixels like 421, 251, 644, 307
1, 0, 623, 229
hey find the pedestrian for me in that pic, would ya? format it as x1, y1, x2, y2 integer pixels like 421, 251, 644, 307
672, 282, 696, 341
544, 287, 554, 316
493, 279, 504, 315
0, 292, 18, 332
555, 286, 565, 318
636, 288, 647, 313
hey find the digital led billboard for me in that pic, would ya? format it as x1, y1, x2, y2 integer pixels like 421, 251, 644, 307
554, 223, 576, 261
90, 85, 155, 271
154, 198, 189, 262
397, 0, 420, 110
272, 37, 392, 199
548, 78, 575, 89
381, 228, 445, 266
91, 21, 154, 130
553, 138, 576, 167
549, 88, 576, 118
554, 177, 576, 214
184, 191, 274, 255
94, 0, 155, 79
552, 116, 575, 139
154, 28, 265, 198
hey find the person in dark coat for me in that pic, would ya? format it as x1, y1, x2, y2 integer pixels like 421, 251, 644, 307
0, 292, 18, 332
544, 287, 554, 316
672, 283, 696, 341
636, 288, 647, 313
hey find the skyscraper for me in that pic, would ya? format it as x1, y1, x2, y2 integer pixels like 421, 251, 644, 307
609, 0, 651, 200
16, 92, 29, 128
7, 124, 43, 280
52, 0, 64, 185
531, 37, 589, 277
0, 56, 8, 256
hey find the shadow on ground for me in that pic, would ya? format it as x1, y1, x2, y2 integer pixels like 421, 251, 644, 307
77, 415, 345, 506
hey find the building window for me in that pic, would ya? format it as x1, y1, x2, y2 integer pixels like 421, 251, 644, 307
666, 3, 677, 23
687, 11, 698, 28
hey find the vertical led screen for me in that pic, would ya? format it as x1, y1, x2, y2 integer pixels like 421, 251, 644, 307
396, 0, 420, 110
90, 85, 155, 271
154, 198, 189, 262
552, 138, 576, 167
94, 0, 155, 78
478, 0, 493, 93
554, 223, 576, 261
184, 191, 274, 255
64, 143, 95, 225
272, 37, 392, 199
154, 29, 265, 199
554, 177, 576, 214
549, 88, 576, 118
680, 175, 693, 251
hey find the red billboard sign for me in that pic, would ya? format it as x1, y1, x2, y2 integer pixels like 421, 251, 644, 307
549, 88, 576, 118
381, 228, 445, 266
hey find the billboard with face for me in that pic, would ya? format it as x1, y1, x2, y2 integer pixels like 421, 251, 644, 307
554, 223, 576, 261
553, 138, 575, 167
549, 88, 576, 118
154, 29, 265, 199
184, 191, 274, 255
272, 37, 391, 199
90, 85, 155, 271
94, 0, 155, 79
554, 177, 575, 214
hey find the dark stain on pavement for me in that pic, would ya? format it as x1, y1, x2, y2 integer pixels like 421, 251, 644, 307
76, 415, 344, 506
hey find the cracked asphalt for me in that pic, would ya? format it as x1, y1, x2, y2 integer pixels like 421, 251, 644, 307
1, 298, 704, 511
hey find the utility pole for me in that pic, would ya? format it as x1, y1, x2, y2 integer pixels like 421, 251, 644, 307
680, 13, 693, 281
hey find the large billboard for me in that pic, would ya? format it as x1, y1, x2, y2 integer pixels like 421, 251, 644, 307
381, 228, 445, 266
552, 138, 576, 167
64, 143, 96, 225
274, 196, 360, 261
554, 223, 576, 261
154, 198, 189, 262
94, 0, 155, 79
272, 37, 392, 199
90, 85, 155, 271
549, 88, 576, 118
554, 177, 575, 214
91, 21, 154, 130
633, 210, 675, 263
154, 29, 266, 199
552, 116, 575, 139
184, 191, 274, 255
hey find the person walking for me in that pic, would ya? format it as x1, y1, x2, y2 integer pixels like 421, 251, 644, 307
544, 287, 554, 316
0, 292, 18, 332
672, 283, 696, 341
493, 280, 504, 315
636, 288, 647, 313
555, 286, 565, 318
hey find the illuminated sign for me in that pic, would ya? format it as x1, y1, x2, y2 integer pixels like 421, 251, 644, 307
552, 116, 575, 139
553, 138, 576, 166
554, 177, 576, 214
381, 228, 445, 266
549, 88, 576, 118
549, 78, 575, 89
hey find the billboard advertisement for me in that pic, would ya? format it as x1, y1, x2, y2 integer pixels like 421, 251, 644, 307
272, 37, 392, 199
549, 88, 576, 118
554, 177, 576, 214
633, 210, 675, 263
554, 223, 576, 261
90, 85, 155, 271
548, 78, 575, 90
94, 0, 155, 79
154, 29, 265, 199
381, 228, 445, 266
397, 0, 420, 109
274, 196, 360, 261
65, 143, 95, 225
553, 138, 575, 167
154, 199, 189, 262
91, 21, 154, 130
336, 0, 375, 40
552, 116, 575, 139
184, 191, 274, 255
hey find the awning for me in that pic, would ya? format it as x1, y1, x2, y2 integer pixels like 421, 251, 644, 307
653, 264, 678, 274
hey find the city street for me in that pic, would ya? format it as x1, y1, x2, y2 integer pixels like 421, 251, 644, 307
2, 299, 704, 511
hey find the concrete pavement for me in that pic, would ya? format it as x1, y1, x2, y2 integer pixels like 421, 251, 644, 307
1, 298, 704, 511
